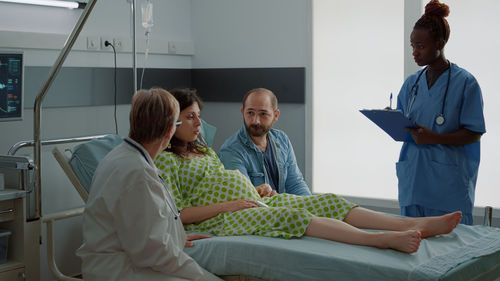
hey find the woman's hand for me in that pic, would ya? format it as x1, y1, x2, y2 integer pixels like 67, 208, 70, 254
185, 233, 212, 247
180, 200, 257, 224
255, 184, 277, 198
406, 122, 482, 146
221, 199, 258, 212
406, 121, 438, 145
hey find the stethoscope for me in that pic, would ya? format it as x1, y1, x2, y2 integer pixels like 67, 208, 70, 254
406, 62, 451, 126
124, 138, 180, 220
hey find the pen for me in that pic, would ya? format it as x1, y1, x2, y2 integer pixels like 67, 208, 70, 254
389, 92, 393, 109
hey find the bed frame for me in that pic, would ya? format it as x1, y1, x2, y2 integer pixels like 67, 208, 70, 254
39, 135, 500, 281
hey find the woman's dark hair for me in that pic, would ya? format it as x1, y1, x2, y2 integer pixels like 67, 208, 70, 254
414, 0, 450, 43
167, 88, 207, 156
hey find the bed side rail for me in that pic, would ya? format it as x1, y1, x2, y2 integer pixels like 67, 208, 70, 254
42, 207, 84, 281
8, 135, 108, 156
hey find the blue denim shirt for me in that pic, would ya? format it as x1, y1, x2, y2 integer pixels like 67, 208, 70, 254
219, 126, 311, 196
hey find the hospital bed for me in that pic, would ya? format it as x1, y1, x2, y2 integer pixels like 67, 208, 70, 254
48, 134, 500, 281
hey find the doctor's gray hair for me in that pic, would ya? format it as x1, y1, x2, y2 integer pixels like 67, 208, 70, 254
129, 88, 179, 144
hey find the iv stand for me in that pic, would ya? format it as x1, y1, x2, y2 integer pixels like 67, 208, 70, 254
131, 0, 138, 93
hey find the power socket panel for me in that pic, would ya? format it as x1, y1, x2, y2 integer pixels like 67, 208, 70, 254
113, 38, 124, 51
101, 37, 114, 50
101, 37, 125, 52
87, 36, 100, 50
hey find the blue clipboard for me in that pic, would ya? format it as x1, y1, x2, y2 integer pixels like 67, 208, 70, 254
360, 109, 416, 142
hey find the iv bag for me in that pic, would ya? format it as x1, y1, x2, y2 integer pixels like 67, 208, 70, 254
141, 0, 154, 30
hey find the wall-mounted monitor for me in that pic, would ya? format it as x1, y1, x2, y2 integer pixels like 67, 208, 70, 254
0, 51, 23, 121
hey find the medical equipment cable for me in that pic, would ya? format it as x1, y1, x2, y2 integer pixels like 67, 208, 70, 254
105, 40, 119, 134
140, 0, 153, 90
123, 138, 180, 220
139, 32, 151, 90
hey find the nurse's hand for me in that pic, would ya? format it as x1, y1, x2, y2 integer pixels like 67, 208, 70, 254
255, 184, 277, 197
406, 121, 438, 145
221, 199, 258, 212
185, 233, 212, 247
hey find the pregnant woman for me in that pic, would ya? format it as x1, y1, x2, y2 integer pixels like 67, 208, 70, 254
156, 88, 462, 254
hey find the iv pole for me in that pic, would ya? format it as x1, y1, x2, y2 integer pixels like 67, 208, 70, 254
131, 0, 138, 93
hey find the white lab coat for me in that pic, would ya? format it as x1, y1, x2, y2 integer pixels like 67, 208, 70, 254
77, 138, 220, 281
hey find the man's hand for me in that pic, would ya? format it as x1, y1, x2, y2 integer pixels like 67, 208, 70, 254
255, 184, 277, 198
185, 233, 212, 247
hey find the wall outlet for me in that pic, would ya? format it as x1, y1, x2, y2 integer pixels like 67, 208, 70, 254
168, 41, 194, 55
101, 37, 126, 52
168, 41, 178, 54
101, 37, 113, 50
87, 36, 100, 50
113, 38, 124, 51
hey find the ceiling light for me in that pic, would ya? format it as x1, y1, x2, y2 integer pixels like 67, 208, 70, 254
0, 0, 85, 9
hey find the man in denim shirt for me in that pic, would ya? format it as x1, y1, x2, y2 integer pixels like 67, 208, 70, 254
219, 88, 311, 196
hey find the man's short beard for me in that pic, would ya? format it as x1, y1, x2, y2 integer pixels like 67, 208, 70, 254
245, 122, 271, 137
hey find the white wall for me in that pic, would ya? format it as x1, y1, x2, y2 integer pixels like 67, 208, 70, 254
313, 0, 405, 199
191, 0, 312, 179
191, 0, 310, 68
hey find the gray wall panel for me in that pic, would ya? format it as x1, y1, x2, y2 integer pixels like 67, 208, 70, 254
23, 66, 305, 108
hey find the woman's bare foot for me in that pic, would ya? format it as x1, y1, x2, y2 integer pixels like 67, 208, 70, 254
412, 211, 462, 238
378, 230, 421, 253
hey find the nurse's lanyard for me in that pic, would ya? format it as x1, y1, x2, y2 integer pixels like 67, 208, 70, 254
406, 62, 451, 126
124, 139, 180, 220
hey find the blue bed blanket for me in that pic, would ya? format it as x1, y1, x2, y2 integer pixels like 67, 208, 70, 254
184, 224, 500, 281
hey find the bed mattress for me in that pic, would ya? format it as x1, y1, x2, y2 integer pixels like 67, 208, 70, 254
185, 224, 500, 281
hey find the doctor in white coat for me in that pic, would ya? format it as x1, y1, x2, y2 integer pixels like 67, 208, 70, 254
77, 88, 221, 281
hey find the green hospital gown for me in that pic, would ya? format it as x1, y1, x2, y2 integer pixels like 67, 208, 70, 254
156, 147, 357, 239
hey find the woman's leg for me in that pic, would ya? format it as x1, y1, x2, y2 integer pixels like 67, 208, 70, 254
343, 207, 462, 238
305, 217, 421, 253
269, 193, 357, 221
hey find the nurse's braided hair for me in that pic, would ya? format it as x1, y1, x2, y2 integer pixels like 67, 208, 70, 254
167, 88, 208, 156
414, 0, 450, 43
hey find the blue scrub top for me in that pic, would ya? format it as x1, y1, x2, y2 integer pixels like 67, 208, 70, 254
395, 63, 486, 214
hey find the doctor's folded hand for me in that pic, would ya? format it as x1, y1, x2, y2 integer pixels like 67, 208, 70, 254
185, 233, 212, 247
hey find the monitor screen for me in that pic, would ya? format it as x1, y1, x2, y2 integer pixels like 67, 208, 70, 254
0, 51, 23, 121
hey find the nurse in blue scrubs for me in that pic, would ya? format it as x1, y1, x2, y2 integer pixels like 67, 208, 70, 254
396, 0, 486, 225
